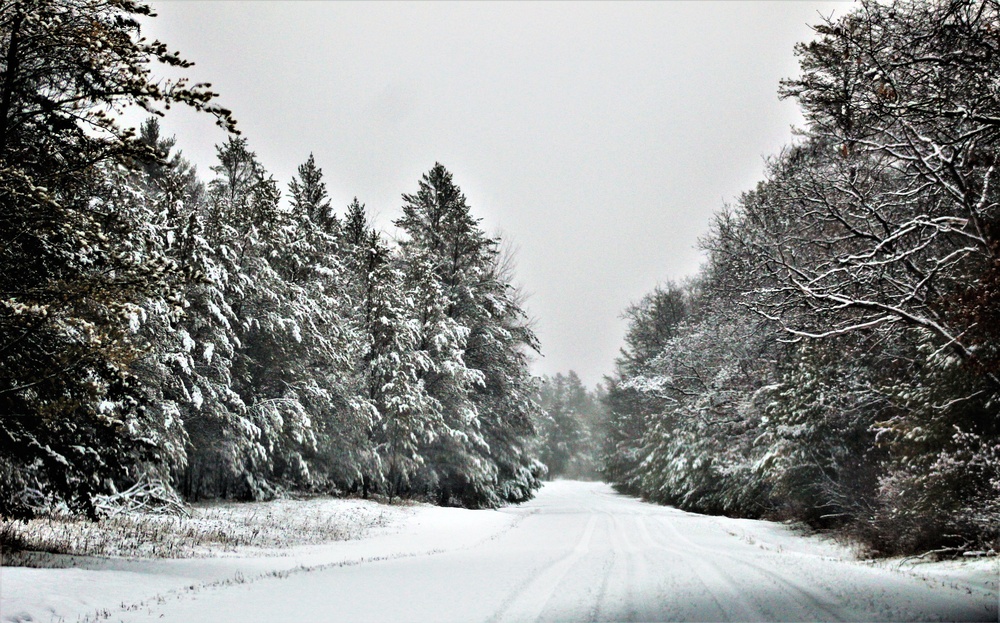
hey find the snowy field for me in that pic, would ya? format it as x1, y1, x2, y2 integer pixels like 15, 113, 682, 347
1, 481, 997, 622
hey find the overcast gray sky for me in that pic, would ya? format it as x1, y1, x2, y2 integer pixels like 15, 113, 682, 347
143, 1, 848, 388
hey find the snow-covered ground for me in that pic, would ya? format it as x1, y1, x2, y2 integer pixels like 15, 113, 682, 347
3, 496, 400, 561
2, 481, 996, 622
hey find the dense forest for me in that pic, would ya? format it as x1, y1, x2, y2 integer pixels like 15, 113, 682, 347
603, 0, 1000, 556
0, 0, 545, 519
532, 372, 605, 481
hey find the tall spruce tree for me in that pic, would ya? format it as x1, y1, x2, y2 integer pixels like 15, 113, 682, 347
395, 164, 542, 506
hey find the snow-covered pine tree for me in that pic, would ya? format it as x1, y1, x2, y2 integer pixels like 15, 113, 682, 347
464, 250, 545, 503
371, 248, 450, 500
0, 0, 233, 517
334, 203, 386, 494
342, 197, 370, 249
395, 163, 542, 506
118, 118, 210, 490
601, 283, 690, 494
183, 136, 320, 500
401, 246, 489, 504
274, 156, 360, 493
752, 337, 884, 527
288, 153, 338, 234
534, 371, 601, 480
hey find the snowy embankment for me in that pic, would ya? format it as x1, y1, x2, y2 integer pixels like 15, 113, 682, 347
2, 481, 997, 622
1, 497, 515, 623
696, 511, 999, 618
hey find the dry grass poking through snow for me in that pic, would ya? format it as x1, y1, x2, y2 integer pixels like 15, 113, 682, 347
1, 496, 403, 565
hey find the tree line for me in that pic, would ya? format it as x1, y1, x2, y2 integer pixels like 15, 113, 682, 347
0, 0, 543, 519
602, 0, 1000, 556
532, 371, 605, 481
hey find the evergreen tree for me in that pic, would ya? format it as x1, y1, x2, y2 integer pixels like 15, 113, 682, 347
288, 153, 337, 233
601, 283, 690, 493
534, 371, 601, 480
0, 0, 233, 517
395, 164, 542, 506
337, 205, 390, 496
342, 197, 369, 248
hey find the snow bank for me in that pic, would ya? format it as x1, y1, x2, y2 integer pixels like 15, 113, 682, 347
0, 497, 515, 623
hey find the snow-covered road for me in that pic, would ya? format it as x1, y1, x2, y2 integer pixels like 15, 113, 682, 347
111, 481, 996, 622
3, 481, 997, 622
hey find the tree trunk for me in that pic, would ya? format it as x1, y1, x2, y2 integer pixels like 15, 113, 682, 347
0, 9, 25, 159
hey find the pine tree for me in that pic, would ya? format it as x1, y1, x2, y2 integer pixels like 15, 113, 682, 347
535, 372, 600, 479
336, 205, 389, 495
0, 0, 233, 517
288, 153, 337, 233
396, 163, 542, 506
342, 197, 369, 248
277, 156, 359, 493
122, 118, 213, 489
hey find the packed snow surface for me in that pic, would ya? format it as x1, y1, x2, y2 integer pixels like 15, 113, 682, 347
2, 481, 997, 622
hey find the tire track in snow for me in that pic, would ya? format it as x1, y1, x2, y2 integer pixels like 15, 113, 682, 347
621, 511, 669, 622
587, 536, 615, 621
635, 512, 769, 621
650, 514, 847, 622
590, 512, 638, 622
488, 511, 600, 623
